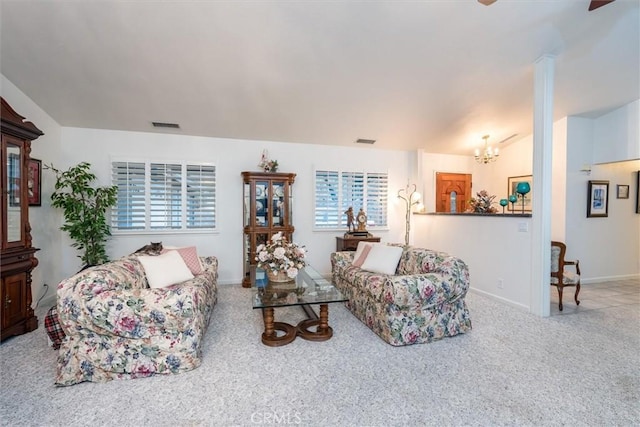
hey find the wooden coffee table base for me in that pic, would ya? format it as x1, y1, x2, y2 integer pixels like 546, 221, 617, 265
261, 304, 333, 347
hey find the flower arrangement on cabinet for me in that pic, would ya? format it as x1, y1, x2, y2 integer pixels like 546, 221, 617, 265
256, 232, 307, 279
466, 190, 498, 213
258, 149, 279, 172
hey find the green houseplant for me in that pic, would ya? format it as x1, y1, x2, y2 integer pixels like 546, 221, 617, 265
47, 162, 118, 268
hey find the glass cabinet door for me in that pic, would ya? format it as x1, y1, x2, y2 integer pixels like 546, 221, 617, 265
255, 181, 268, 227
272, 181, 285, 227
243, 182, 251, 227
5, 142, 23, 244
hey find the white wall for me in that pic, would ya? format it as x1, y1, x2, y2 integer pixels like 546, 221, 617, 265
566, 115, 640, 280
593, 99, 640, 163
1, 75, 64, 308
414, 112, 639, 311
413, 214, 532, 310
551, 118, 568, 241
59, 127, 412, 284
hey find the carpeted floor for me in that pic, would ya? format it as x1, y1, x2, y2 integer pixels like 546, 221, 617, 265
1, 282, 639, 427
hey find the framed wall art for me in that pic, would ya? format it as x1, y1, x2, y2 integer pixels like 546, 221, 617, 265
636, 171, 640, 214
616, 184, 629, 199
27, 158, 42, 206
507, 175, 533, 212
587, 180, 609, 218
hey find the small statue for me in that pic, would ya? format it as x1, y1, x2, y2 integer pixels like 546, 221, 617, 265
344, 206, 355, 233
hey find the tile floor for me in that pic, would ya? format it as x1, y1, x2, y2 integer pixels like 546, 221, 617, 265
550, 277, 640, 315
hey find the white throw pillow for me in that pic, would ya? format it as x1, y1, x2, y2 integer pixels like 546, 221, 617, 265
351, 241, 379, 266
138, 250, 194, 288
161, 246, 202, 275
360, 244, 403, 275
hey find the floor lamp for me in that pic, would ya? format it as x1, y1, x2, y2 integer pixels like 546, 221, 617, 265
398, 184, 421, 246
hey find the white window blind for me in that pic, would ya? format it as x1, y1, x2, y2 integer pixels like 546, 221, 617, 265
150, 163, 182, 229
366, 172, 388, 227
111, 160, 216, 231
314, 169, 388, 228
186, 164, 216, 229
112, 162, 146, 230
315, 170, 339, 227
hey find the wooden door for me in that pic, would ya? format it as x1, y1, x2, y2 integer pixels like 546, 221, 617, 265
435, 173, 472, 213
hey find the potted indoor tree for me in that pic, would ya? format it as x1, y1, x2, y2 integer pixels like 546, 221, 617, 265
47, 162, 118, 269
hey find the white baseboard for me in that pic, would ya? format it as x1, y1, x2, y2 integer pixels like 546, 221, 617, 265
468, 287, 530, 312
581, 273, 640, 285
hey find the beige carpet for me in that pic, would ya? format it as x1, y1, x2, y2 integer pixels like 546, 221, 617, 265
1, 282, 639, 426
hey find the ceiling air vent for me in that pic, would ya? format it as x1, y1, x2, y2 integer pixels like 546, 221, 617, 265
152, 122, 180, 129
356, 138, 376, 145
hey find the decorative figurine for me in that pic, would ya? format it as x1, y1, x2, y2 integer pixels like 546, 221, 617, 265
344, 207, 355, 233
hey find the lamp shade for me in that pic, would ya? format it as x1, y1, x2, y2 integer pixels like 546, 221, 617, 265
516, 182, 531, 195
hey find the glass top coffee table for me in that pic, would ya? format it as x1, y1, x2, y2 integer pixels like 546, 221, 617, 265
251, 265, 347, 347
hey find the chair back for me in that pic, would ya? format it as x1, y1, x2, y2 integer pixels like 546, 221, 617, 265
550, 241, 567, 278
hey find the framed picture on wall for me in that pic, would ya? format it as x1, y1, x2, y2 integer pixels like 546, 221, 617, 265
507, 175, 533, 212
28, 158, 42, 206
636, 171, 640, 214
616, 184, 629, 199
587, 180, 609, 218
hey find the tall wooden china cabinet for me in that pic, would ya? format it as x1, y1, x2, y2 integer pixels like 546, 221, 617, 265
242, 172, 295, 288
1, 98, 42, 341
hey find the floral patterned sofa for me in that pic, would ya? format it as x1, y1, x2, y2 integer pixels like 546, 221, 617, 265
55, 253, 218, 386
331, 246, 471, 346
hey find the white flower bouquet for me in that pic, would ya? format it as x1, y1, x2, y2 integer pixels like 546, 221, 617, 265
256, 232, 307, 279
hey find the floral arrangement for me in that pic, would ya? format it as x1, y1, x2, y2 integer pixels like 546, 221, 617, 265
466, 190, 498, 213
258, 149, 279, 172
256, 232, 307, 278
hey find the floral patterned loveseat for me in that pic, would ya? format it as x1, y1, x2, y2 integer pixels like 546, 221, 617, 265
55, 253, 218, 386
331, 246, 471, 346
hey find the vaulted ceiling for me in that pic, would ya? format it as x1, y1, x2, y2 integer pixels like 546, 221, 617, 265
1, 0, 638, 155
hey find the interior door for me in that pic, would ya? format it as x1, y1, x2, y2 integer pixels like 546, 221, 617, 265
435, 172, 472, 213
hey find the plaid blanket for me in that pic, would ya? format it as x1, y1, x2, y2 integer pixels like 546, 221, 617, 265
44, 306, 65, 350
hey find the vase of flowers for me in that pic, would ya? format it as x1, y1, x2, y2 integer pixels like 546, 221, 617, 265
256, 232, 307, 282
466, 190, 498, 213
258, 149, 279, 173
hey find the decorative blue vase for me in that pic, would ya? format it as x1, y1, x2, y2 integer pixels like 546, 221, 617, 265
499, 198, 508, 214
516, 182, 531, 213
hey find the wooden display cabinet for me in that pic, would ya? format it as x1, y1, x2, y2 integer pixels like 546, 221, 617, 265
1, 97, 42, 342
242, 171, 296, 288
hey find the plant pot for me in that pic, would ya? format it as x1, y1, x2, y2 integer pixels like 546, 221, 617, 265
267, 270, 294, 283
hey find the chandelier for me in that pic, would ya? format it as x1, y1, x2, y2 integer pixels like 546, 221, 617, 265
474, 135, 499, 164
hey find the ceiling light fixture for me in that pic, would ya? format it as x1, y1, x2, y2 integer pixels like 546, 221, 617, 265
475, 135, 499, 164
355, 138, 376, 145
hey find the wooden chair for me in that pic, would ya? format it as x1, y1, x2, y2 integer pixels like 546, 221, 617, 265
550, 241, 581, 311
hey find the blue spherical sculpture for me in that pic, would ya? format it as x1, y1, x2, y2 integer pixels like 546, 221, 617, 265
499, 198, 508, 214
508, 194, 517, 203
516, 181, 531, 195
516, 182, 531, 214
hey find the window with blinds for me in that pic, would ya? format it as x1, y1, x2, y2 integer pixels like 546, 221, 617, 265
111, 161, 216, 232
314, 169, 388, 228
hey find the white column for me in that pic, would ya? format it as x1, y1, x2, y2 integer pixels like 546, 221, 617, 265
531, 55, 555, 317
